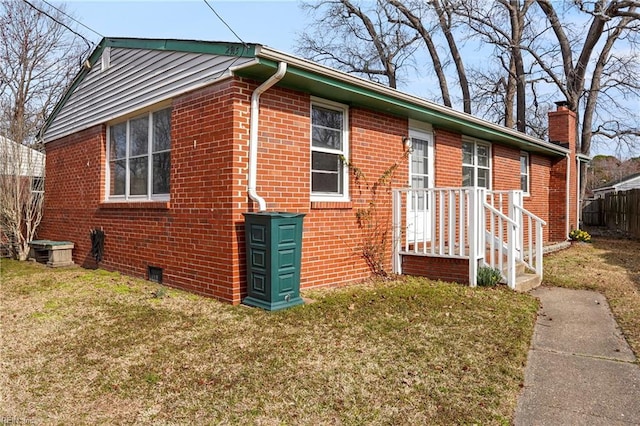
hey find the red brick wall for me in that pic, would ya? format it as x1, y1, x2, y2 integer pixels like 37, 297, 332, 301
434, 129, 462, 187
491, 145, 552, 242
402, 256, 469, 284
492, 144, 520, 190
431, 132, 553, 243
41, 74, 569, 304
40, 125, 106, 267
253, 87, 409, 288
41, 79, 250, 304
527, 154, 551, 242
548, 105, 578, 241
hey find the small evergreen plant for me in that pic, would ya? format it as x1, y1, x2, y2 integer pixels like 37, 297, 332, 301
477, 266, 502, 287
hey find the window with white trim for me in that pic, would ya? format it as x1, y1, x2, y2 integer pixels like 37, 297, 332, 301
462, 139, 491, 188
107, 108, 171, 201
311, 100, 349, 201
520, 152, 530, 194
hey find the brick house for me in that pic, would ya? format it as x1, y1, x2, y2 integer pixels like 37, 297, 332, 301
39, 38, 583, 304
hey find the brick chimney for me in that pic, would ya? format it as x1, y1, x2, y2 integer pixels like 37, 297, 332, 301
548, 101, 578, 241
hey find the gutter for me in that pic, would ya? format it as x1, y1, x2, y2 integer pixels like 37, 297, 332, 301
256, 46, 570, 157
248, 61, 287, 211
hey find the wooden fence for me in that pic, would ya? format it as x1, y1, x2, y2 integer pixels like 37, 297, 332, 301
582, 189, 640, 238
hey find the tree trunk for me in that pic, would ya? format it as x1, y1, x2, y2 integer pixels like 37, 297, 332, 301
389, 0, 453, 107
432, 0, 471, 113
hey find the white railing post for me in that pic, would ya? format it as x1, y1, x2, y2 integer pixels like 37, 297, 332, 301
507, 221, 516, 289
477, 188, 487, 261
468, 188, 478, 287
509, 190, 523, 260
394, 187, 542, 289
535, 220, 543, 277
392, 189, 402, 274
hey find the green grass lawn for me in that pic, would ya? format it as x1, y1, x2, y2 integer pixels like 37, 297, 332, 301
0, 259, 538, 424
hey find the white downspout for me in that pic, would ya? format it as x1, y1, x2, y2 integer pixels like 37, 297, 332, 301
566, 153, 571, 238
576, 156, 581, 228
248, 62, 287, 211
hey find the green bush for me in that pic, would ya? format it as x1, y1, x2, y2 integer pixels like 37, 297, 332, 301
477, 266, 502, 287
569, 229, 592, 243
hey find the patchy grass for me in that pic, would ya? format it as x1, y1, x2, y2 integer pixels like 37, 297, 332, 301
0, 259, 538, 425
544, 238, 640, 358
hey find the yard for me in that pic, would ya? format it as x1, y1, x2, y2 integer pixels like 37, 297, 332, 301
1, 260, 537, 425
1, 236, 638, 425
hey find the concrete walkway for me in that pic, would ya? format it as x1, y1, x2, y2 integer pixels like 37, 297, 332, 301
515, 287, 640, 425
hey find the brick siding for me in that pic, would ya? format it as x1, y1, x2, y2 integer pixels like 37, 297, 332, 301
40, 76, 574, 303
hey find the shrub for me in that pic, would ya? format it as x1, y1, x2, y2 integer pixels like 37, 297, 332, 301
477, 266, 502, 287
569, 229, 592, 243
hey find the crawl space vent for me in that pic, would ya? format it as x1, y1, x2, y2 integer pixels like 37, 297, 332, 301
148, 266, 163, 284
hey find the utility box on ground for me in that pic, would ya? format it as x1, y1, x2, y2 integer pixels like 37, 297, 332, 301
28, 240, 75, 267
243, 212, 305, 311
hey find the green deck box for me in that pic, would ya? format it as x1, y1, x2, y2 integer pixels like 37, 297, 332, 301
243, 212, 306, 311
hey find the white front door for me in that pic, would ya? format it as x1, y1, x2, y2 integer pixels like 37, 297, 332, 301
407, 130, 434, 242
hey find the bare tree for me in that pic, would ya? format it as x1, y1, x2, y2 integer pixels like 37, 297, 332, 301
0, 0, 85, 259
297, 0, 420, 88
456, 0, 536, 131
533, 0, 640, 157
298, 0, 639, 162
586, 155, 640, 192
527, 0, 640, 199
388, 0, 455, 108
0, 136, 45, 260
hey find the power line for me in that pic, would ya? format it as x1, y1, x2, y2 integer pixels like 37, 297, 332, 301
40, 0, 104, 39
21, 0, 93, 52
202, 0, 248, 48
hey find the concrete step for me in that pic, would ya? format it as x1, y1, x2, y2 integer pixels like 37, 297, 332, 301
515, 272, 542, 292
502, 261, 527, 277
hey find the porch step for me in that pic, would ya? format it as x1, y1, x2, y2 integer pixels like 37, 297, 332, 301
514, 272, 542, 293
503, 262, 542, 292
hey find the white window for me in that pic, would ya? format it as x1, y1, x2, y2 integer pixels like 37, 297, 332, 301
462, 139, 491, 189
106, 108, 171, 201
310, 99, 349, 201
31, 176, 44, 195
520, 152, 530, 194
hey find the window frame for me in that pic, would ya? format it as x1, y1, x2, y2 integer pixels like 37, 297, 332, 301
31, 176, 44, 195
520, 151, 530, 196
461, 138, 492, 189
310, 98, 350, 202
105, 107, 171, 202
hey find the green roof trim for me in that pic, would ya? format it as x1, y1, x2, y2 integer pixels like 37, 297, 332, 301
236, 57, 567, 157
102, 38, 256, 58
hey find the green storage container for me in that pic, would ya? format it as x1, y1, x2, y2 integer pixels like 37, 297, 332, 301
243, 212, 306, 311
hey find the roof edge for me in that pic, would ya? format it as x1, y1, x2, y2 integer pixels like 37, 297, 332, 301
39, 38, 261, 140
256, 46, 570, 157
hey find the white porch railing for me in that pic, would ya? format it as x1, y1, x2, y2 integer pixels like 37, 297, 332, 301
392, 187, 546, 289
485, 190, 546, 278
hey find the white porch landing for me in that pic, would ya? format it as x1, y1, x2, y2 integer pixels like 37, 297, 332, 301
392, 188, 546, 290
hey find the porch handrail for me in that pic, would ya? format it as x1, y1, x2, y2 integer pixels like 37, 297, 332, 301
515, 205, 546, 227
392, 187, 545, 291
514, 205, 546, 277
484, 202, 518, 227
482, 199, 518, 289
